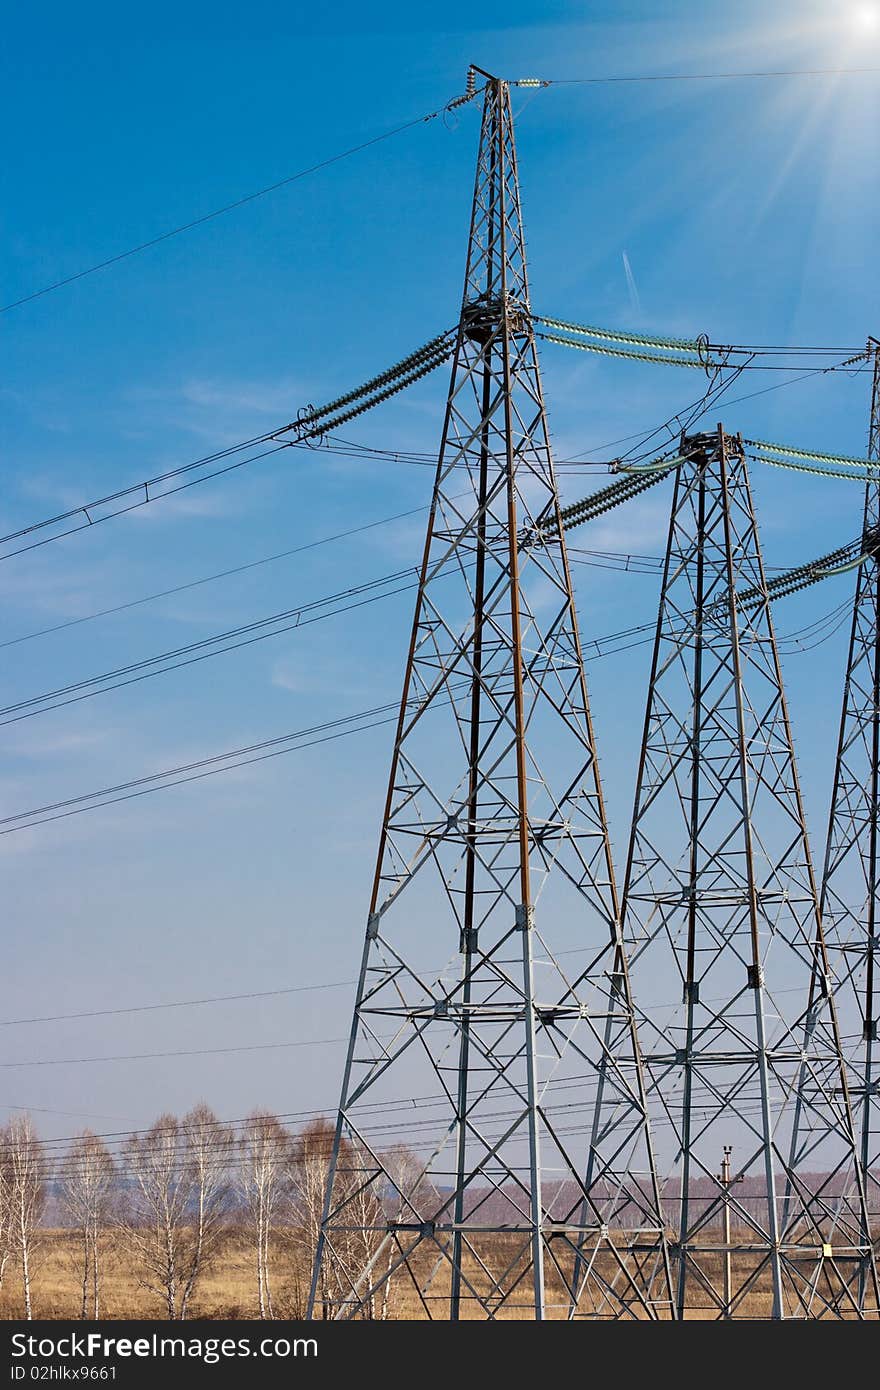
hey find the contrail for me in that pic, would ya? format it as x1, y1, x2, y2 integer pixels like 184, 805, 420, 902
622, 249, 642, 314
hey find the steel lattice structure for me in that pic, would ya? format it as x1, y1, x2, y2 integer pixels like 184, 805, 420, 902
621, 426, 877, 1318
815, 339, 880, 1312
308, 73, 672, 1322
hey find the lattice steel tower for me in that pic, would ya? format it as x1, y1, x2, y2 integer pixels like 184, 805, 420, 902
621, 425, 876, 1318
816, 338, 880, 1312
308, 72, 672, 1321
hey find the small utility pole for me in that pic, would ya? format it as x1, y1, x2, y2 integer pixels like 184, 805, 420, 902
717, 1146, 742, 1318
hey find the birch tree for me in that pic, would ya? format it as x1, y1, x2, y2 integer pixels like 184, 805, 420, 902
374, 1143, 440, 1320
292, 1127, 433, 1319
58, 1130, 115, 1319
178, 1104, 233, 1320
290, 1118, 339, 1318
344, 1140, 389, 1320
0, 1123, 14, 1295
290, 1119, 393, 1319
7, 1115, 45, 1319
238, 1111, 291, 1319
120, 1106, 232, 1319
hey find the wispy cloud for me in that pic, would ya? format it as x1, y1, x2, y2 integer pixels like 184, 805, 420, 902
271, 661, 309, 695
122, 374, 304, 448
126, 489, 237, 523
622, 251, 642, 316
176, 378, 302, 418
584, 495, 670, 556
271, 654, 374, 702
7, 728, 110, 760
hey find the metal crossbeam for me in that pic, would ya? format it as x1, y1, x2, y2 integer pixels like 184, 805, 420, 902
308, 73, 671, 1322
620, 426, 877, 1319
814, 340, 880, 1314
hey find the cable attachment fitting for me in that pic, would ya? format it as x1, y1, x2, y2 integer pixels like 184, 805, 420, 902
445, 65, 479, 113
841, 348, 871, 372
296, 403, 324, 448
863, 523, 880, 559
461, 293, 528, 342
696, 333, 711, 376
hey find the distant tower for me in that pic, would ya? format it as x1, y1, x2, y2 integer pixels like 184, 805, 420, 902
308, 71, 672, 1321
815, 338, 880, 1312
620, 426, 876, 1318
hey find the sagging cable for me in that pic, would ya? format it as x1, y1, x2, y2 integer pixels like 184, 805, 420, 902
613, 454, 688, 475
287, 331, 456, 432
746, 437, 877, 469
300, 350, 454, 441
736, 536, 865, 609
545, 460, 679, 537
750, 453, 880, 484
536, 331, 724, 370
534, 314, 700, 353
812, 552, 872, 579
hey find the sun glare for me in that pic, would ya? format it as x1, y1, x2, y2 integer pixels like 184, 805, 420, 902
851, 2, 880, 32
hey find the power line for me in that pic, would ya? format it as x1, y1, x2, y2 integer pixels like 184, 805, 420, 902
0, 428, 609, 572
0, 497, 655, 655
0, 497, 434, 652
4, 64, 874, 320
0, 440, 288, 562
17, 1004, 865, 1168
0, 1035, 355, 1070
0, 568, 423, 729
543, 66, 880, 86
0, 423, 679, 656
0, 980, 355, 1028
701, 358, 871, 413
0, 431, 738, 730
0, 698, 442, 835
0, 944, 600, 1047
0, 332, 455, 563
4, 1071, 826, 1178
0, 548, 662, 728
0, 492, 683, 733
0, 945, 589, 1031
4, 1102, 135, 1124
541, 331, 871, 372
2, 331, 863, 567
7, 65, 870, 319
1, 101, 467, 316
0, 592, 849, 838
0, 1065, 750, 1158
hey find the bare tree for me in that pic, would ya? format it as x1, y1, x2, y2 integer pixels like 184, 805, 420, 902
343, 1140, 389, 1320
120, 1106, 233, 1320
238, 1111, 291, 1318
119, 1113, 188, 1319
0, 1123, 13, 1295
178, 1104, 233, 1320
290, 1119, 392, 1319
7, 1115, 46, 1319
290, 1118, 339, 1318
374, 1143, 441, 1320
58, 1131, 115, 1318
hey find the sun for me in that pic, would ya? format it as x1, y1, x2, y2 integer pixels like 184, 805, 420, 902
850, 2, 880, 32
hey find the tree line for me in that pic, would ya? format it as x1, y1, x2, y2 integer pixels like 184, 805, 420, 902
0, 1109, 424, 1321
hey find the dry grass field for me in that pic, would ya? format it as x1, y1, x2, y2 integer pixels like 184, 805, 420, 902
2, 1227, 872, 1320
0, 1229, 312, 1321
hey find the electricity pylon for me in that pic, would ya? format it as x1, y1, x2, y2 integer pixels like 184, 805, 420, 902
816, 338, 880, 1313
308, 72, 672, 1321
620, 426, 876, 1319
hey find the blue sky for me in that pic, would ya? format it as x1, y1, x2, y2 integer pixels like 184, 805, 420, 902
2, 0, 880, 1139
